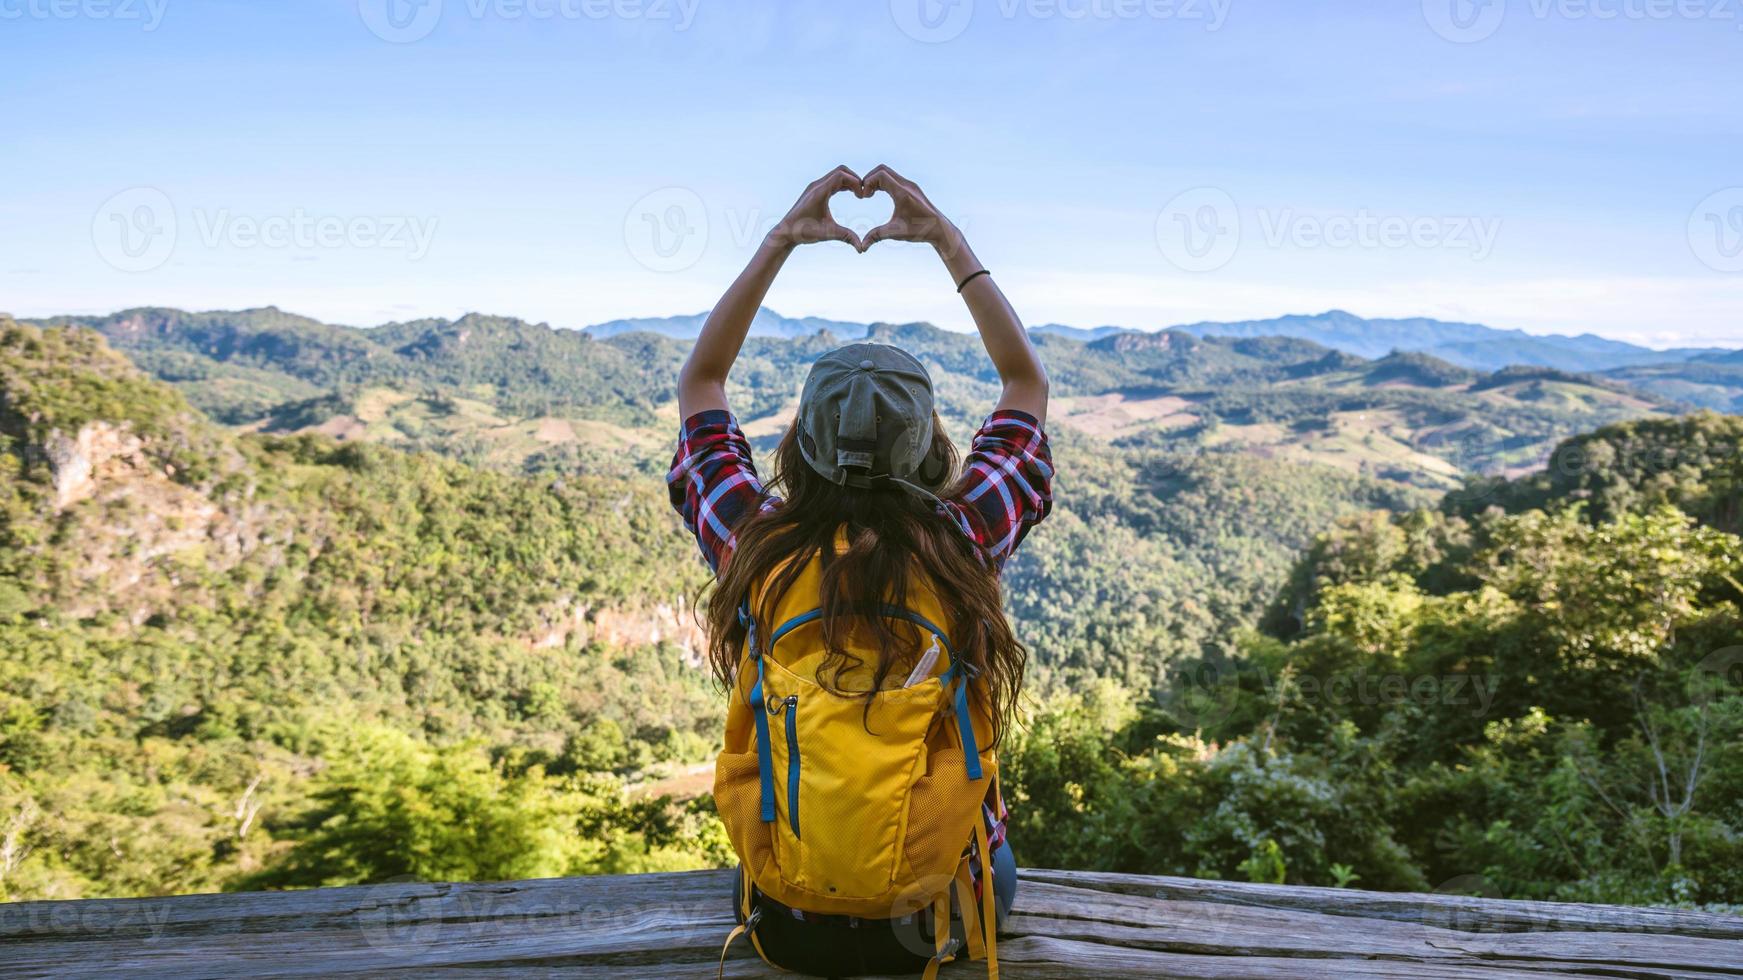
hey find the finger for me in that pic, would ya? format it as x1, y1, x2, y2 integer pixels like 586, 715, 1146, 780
863, 220, 902, 248
863, 165, 901, 197
833, 224, 865, 251
807, 217, 841, 243
807, 165, 856, 196
868, 164, 915, 195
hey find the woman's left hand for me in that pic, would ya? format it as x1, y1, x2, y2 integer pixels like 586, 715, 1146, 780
766, 165, 866, 250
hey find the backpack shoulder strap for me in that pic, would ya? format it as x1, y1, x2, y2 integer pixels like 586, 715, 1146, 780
739, 600, 778, 824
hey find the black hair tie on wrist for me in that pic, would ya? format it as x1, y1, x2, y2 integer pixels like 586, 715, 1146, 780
955, 269, 991, 292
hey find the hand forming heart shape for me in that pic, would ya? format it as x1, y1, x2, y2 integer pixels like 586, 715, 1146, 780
770, 164, 955, 254
827, 187, 895, 247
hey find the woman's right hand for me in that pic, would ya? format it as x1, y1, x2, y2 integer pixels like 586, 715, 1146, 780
766, 165, 865, 250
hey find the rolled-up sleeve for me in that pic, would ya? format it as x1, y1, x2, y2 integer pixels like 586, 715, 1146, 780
666, 410, 777, 574
939, 409, 1054, 568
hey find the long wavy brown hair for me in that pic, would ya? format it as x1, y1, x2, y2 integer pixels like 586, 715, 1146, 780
704, 413, 1025, 747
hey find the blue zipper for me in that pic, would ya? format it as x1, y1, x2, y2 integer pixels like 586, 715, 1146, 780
776, 695, 801, 839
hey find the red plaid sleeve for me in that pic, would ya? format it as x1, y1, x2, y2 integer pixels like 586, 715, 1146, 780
668, 408, 1052, 574
667, 409, 778, 573
940, 409, 1055, 568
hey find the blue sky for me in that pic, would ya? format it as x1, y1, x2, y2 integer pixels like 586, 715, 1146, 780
2, 0, 1740, 346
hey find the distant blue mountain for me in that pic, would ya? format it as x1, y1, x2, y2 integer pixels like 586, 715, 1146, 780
1029, 323, 1132, 343
582, 307, 867, 340
1166, 310, 1728, 373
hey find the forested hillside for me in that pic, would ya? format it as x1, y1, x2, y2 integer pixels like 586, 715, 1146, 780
5, 314, 1739, 910
1007, 413, 1743, 910
0, 322, 725, 900
25, 306, 1674, 687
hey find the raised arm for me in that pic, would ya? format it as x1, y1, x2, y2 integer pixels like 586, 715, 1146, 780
862, 165, 1049, 425
677, 166, 865, 419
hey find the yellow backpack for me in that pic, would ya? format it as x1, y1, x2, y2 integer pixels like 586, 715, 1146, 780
714, 548, 999, 979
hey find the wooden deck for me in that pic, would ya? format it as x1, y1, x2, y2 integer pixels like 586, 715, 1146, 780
2, 868, 1739, 978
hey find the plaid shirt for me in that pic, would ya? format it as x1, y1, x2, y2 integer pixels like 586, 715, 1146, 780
667, 406, 1053, 903
667, 408, 1053, 574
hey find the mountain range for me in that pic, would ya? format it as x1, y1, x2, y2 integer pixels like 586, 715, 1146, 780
1155, 310, 1729, 371
590, 306, 1733, 372
27, 305, 1696, 490
580, 307, 1739, 411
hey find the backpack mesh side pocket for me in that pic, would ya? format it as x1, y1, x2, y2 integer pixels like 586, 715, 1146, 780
713, 750, 774, 880
900, 748, 991, 886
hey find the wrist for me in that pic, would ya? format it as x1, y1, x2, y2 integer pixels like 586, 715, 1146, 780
933, 225, 979, 277
929, 220, 965, 253
759, 230, 799, 259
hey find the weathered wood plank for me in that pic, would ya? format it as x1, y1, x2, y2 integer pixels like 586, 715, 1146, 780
0, 871, 732, 940
1023, 869, 1743, 940
1015, 880, 1743, 973
1, 868, 1737, 980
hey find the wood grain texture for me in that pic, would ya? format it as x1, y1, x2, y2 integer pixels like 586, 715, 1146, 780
1, 868, 1737, 979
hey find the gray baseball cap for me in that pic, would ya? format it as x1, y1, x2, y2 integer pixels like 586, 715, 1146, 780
797, 343, 948, 498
